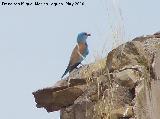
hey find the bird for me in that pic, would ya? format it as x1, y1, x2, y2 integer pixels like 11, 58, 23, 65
61, 32, 91, 79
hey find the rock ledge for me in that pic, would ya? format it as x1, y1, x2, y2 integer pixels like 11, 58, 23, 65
33, 32, 160, 119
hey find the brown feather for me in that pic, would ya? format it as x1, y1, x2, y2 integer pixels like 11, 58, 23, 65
68, 42, 86, 67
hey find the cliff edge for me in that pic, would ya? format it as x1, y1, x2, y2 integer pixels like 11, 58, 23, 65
33, 32, 160, 119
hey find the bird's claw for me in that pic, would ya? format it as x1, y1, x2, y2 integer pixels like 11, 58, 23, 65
80, 63, 84, 66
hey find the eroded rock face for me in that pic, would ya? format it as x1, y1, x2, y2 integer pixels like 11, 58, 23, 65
32, 33, 160, 119
32, 78, 87, 112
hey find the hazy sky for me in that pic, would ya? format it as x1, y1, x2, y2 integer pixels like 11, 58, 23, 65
0, 0, 160, 119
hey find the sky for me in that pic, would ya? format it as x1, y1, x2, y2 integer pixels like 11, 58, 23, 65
0, 0, 160, 119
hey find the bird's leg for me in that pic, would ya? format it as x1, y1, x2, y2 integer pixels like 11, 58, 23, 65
80, 63, 84, 67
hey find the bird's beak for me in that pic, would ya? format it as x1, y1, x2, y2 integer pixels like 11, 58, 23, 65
87, 33, 91, 36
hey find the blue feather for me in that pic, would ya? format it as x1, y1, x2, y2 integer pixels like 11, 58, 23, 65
61, 32, 90, 79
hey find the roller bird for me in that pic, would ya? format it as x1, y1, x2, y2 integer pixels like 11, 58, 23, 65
61, 32, 91, 78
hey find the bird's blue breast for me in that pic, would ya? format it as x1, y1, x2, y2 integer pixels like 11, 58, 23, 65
83, 47, 89, 57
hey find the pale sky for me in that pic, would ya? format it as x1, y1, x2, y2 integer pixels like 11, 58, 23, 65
0, 0, 160, 119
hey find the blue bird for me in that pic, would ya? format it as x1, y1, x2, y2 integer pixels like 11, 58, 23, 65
61, 32, 91, 78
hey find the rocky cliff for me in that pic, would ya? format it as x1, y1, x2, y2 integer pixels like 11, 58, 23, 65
33, 32, 160, 119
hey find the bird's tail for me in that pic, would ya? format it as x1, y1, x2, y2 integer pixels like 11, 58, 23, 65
61, 63, 80, 79
61, 67, 69, 79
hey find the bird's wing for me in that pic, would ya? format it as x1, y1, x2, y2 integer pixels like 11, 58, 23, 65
68, 43, 86, 67
61, 43, 87, 78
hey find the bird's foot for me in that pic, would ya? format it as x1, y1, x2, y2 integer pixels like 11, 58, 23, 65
80, 63, 84, 67
78, 63, 85, 68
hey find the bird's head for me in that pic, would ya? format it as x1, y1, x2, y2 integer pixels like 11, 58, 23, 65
77, 32, 91, 43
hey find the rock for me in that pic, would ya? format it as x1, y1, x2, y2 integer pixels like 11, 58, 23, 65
109, 106, 133, 119
114, 67, 142, 88
32, 78, 87, 112
154, 31, 160, 38
32, 32, 160, 119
